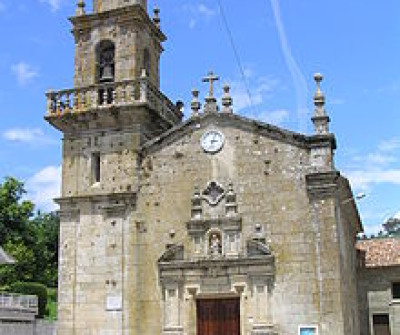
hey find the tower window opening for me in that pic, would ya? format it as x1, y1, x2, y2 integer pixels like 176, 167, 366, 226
143, 48, 150, 77
96, 40, 115, 104
92, 152, 101, 184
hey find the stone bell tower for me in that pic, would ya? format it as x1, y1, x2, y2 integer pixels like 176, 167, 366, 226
45, 1, 182, 334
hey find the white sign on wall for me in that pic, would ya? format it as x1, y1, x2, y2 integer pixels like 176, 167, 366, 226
106, 295, 122, 311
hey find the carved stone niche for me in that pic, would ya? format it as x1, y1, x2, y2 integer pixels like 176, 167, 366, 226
187, 216, 242, 258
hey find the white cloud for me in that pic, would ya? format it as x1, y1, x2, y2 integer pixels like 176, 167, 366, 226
363, 223, 384, 236
197, 4, 216, 18
378, 138, 400, 152
347, 169, 400, 191
3, 128, 57, 145
346, 137, 400, 174
259, 110, 289, 125
40, 0, 63, 12
269, 0, 309, 132
26, 166, 61, 212
11, 62, 39, 86
3, 128, 43, 142
226, 71, 279, 112
183, 3, 216, 29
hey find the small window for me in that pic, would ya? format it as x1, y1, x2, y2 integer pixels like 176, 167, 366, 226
392, 282, 400, 299
373, 314, 390, 335
92, 152, 101, 184
299, 326, 318, 335
143, 48, 150, 76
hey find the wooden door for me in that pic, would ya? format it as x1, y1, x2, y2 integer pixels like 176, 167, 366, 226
197, 298, 240, 335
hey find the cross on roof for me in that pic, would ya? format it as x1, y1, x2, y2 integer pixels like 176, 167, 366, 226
202, 71, 219, 98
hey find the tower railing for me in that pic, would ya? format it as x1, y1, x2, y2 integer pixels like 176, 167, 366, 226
0, 292, 38, 314
46, 77, 181, 125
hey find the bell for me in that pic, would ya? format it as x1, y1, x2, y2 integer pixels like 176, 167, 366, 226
100, 64, 113, 82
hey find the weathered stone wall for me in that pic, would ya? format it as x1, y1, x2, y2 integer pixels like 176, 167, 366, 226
126, 116, 357, 335
61, 128, 140, 198
58, 197, 135, 335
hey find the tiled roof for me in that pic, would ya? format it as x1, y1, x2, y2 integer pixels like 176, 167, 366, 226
357, 238, 400, 267
0, 246, 15, 265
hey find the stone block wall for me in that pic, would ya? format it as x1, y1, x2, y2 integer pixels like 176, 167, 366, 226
130, 117, 358, 335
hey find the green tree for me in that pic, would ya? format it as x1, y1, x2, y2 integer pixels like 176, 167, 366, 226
0, 240, 36, 285
0, 177, 34, 243
30, 212, 59, 287
0, 177, 59, 288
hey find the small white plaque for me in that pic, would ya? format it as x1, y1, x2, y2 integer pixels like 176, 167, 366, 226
106, 295, 122, 311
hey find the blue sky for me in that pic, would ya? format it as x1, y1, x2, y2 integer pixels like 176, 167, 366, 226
0, 0, 399, 235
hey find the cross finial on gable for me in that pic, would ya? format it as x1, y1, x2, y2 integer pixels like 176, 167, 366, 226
202, 71, 219, 98
202, 71, 219, 113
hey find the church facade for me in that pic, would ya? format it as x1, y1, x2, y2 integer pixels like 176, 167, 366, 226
46, 1, 363, 334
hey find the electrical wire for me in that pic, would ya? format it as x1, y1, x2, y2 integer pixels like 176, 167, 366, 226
217, 0, 255, 114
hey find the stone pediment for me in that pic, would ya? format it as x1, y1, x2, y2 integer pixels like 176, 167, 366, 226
140, 112, 336, 156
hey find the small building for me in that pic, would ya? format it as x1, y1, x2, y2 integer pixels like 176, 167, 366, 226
357, 237, 400, 335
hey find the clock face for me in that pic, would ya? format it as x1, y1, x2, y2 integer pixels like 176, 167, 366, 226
201, 130, 225, 153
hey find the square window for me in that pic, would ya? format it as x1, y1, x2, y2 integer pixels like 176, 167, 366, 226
392, 282, 400, 299
299, 326, 318, 335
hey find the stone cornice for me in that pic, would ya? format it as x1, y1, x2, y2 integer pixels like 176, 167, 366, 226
55, 191, 136, 206
69, 4, 166, 42
141, 113, 337, 156
159, 256, 275, 273
306, 171, 340, 200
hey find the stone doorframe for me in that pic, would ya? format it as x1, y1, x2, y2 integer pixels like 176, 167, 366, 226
158, 240, 277, 335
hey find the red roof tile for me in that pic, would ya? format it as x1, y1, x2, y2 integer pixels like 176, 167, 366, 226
357, 238, 400, 267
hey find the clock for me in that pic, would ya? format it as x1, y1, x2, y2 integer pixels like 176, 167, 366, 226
201, 130, 225, 153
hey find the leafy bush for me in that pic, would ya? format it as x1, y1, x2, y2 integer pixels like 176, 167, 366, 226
45, 288, 58, 320
10, 282, 48, 318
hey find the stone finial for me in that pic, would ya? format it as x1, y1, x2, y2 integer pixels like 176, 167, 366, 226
76, 0, 86, 16
312, 73, 330, 135
313, 73, 325, 107
153, 7, 161, 29
202, 71, 219, 114
191, 88, 201, 117
221, 84, 233, 113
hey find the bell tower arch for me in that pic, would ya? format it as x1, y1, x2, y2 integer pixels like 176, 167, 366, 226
72, 0, 162, 89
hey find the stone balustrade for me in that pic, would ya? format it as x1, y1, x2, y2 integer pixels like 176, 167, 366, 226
46, 76, 181, 125
0, 293, 38, 314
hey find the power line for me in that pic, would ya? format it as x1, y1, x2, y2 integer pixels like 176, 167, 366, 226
217, 0, 255, 113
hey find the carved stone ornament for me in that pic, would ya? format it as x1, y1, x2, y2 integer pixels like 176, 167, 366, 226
202, 181, 225, 206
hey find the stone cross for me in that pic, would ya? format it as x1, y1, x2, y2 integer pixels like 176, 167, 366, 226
202, 71, 219, 98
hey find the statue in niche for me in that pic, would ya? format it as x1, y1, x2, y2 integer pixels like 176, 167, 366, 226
209, 233, 222, 257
